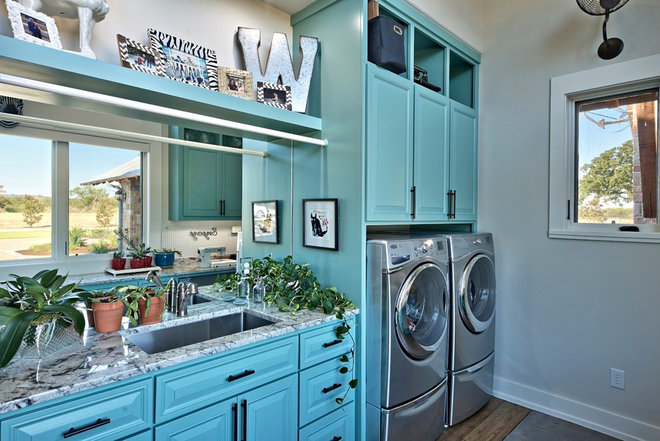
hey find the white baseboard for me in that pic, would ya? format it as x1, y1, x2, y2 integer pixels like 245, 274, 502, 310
493, 375, 660, 441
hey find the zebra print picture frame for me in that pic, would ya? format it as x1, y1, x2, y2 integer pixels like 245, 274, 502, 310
117, 34, 164, 77
256, 82, 292, 111
147, 28, 218, 91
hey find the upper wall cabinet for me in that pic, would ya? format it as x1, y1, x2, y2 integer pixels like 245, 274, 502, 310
169, 128, 242, 221
365, 0, 480, 224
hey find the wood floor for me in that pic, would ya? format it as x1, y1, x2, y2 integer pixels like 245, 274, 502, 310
436, 398, 530, 441
436, 398, 620, 441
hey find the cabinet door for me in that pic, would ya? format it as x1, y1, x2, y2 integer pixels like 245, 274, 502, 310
221, 151, 243, 219
449, 101, 478, 221
366, 64, 414, 222
237, 375, 297, 441
413, 85, 450, 221
182, 147, 223, 218
155, 398, 235, 441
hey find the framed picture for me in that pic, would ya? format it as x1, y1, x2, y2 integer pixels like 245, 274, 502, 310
147, 28, 218, 90
257, 82, 292, 110
252, 200, 279, 244
117, 34, 164, 77
218, 67, 254, 100
5, 0, 62, 50
303, 199, 338, 251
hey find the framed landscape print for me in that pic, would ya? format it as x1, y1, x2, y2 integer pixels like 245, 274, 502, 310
148, 28, 218, 90
117, 34, 164, 76
303, 198, 338, 251
252, 200, 279, 244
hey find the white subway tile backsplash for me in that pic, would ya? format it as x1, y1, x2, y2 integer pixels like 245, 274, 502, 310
161, 221, 241, 258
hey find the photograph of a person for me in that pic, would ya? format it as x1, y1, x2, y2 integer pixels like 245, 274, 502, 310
117, 34, 163, 76
22, 14, 48, 41
218, 67, 253, 100
227, 75, 245, 93
257, 82, 292, 110
161, 46, 210, 88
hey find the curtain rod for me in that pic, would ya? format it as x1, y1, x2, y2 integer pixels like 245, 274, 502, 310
0, 113, 268, 157
0, 73, 328, 147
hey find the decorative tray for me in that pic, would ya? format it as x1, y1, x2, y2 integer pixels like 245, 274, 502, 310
104, 266, 161, 276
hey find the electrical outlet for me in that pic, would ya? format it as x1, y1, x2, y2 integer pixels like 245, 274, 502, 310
610, 368, 625, 390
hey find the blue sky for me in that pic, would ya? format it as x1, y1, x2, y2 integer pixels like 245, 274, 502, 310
577, 107, 633, 170
0, 134, 137, 197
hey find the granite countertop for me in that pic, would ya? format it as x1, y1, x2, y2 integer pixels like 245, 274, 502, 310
77, 258, 236, 286
0, 287, 357, 415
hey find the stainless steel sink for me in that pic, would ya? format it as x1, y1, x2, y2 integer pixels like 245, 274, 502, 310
187, 294, 212, 305
125, 311, 277, 354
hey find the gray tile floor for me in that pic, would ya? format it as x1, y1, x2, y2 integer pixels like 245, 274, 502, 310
505, 411, 620, 441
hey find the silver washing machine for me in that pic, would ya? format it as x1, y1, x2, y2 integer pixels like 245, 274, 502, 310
366, 234, 450, 441
446, 233, 496, 426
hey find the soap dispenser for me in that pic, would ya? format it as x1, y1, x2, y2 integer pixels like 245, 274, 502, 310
237, 261, 251, 299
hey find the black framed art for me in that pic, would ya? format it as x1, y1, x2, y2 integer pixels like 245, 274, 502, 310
303, 198, 338, 251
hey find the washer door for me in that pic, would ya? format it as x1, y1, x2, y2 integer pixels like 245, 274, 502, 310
458, 254, 496, 333
395, 263, 448, 360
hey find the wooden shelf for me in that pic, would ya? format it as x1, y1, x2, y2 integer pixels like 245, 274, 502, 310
0, 36, 322, 139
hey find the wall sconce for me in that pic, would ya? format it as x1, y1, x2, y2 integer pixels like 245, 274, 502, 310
577, 0, 630, 60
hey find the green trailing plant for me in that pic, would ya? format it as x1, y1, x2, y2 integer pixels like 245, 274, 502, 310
217, 255, 357, 403
0, 270, 90, 367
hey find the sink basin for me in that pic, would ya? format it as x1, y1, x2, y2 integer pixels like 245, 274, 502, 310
125, 311, 277, 354
187, 294, 211, 305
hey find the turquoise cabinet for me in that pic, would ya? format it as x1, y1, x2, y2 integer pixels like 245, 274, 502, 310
449, 101, 478, 221
239, 375, 298, 441
169, 130, 242, 221
155, 398, 234, 441
299, 406, 355, 441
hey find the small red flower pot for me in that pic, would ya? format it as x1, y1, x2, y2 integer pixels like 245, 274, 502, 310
110, 258, 126, 271
129, 258, 145, 269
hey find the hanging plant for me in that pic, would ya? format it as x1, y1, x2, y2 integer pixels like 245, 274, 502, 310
217, 255, 358, 403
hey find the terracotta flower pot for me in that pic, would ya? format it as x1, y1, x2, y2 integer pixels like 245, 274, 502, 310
129, 258, 145, 269
110, 258, 126, 271
137, 294, 166, 325
85, 303, 95, 327
92, 300, 124, 333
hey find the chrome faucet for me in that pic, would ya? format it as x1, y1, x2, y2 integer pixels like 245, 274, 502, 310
176, 282, 188, 317
145, 270, 165, 289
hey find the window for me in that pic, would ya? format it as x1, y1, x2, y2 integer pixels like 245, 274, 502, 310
0, 130, 147, 264
549, 55, 660, 242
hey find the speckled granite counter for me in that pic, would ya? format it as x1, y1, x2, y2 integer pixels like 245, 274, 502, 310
0, 287, 357, 415
76, 257, 235, 286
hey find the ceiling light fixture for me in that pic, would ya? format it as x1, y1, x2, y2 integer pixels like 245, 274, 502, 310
577, 0, 630, 60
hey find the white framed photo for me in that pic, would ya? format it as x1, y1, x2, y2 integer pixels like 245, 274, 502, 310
5, 0, 62, 50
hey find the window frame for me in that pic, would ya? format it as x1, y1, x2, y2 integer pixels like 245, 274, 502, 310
549, 54, 660, 243
0, 121, 162, 278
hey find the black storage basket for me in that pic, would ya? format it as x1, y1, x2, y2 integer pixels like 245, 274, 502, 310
368, 15, 407, 74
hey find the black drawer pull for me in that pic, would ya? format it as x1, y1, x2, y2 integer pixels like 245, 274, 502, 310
63, 418, 110, 438
322, 383, 342, 394
333, 437, 343, 441
232, 403, 238, 441
323, 339, 342, 348
228, 369, 256, 382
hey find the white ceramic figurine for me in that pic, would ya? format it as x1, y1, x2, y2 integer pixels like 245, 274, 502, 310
20, 0, 109, 58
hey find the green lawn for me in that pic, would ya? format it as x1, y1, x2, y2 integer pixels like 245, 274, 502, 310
0, 230, 50, 240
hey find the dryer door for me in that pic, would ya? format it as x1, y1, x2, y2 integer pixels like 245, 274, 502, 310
459, 254, 496, 333
395, 263, 448, 360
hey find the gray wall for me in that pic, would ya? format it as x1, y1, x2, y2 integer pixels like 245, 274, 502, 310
478, 0, 660, 439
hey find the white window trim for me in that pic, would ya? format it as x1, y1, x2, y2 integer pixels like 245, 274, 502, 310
0, 123, 163, 280
549, 54, 660, 243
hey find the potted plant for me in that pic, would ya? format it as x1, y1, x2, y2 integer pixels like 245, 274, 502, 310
153, 248, 181, 268
91, 290, 125, 333
116, 229, 152, 269
0, 270, 89, 368
110, 250, 126, 271
121, 285, 167, 326
84, 289, 112, 327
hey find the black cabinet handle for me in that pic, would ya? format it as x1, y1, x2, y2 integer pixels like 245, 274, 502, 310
323, 339, 342, 348
322, 383, 342, 394
228, 369, 256, 382
232, 403, 238, 441
63, 418, 110, 438
333, 437, 343, 441
410, 185, 416, 219
452, 190, 457, 219
241, 399, 248, 441
221, 199, 226, 216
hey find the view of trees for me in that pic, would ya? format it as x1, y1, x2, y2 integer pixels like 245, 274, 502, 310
22, 195, 45, 228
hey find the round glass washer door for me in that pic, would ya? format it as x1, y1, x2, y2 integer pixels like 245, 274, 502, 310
459, 253, 496, 333
395, 263, 448, 360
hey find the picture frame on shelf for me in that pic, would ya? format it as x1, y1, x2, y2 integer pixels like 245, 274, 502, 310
218, 67, 254, 100
147, 28, 218, 90
256, 81, 292, 110
252, 200, 279, 244
303, 198, 338, 251
5, 0, 62, 50
117, 34, 164, 77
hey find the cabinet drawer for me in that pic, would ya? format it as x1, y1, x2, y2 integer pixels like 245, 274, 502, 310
299, 405, 355, 441
299, 356, 355, 426
155, 336, 297, 423
300, 320, 353, 369
1, 378, 152, 441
